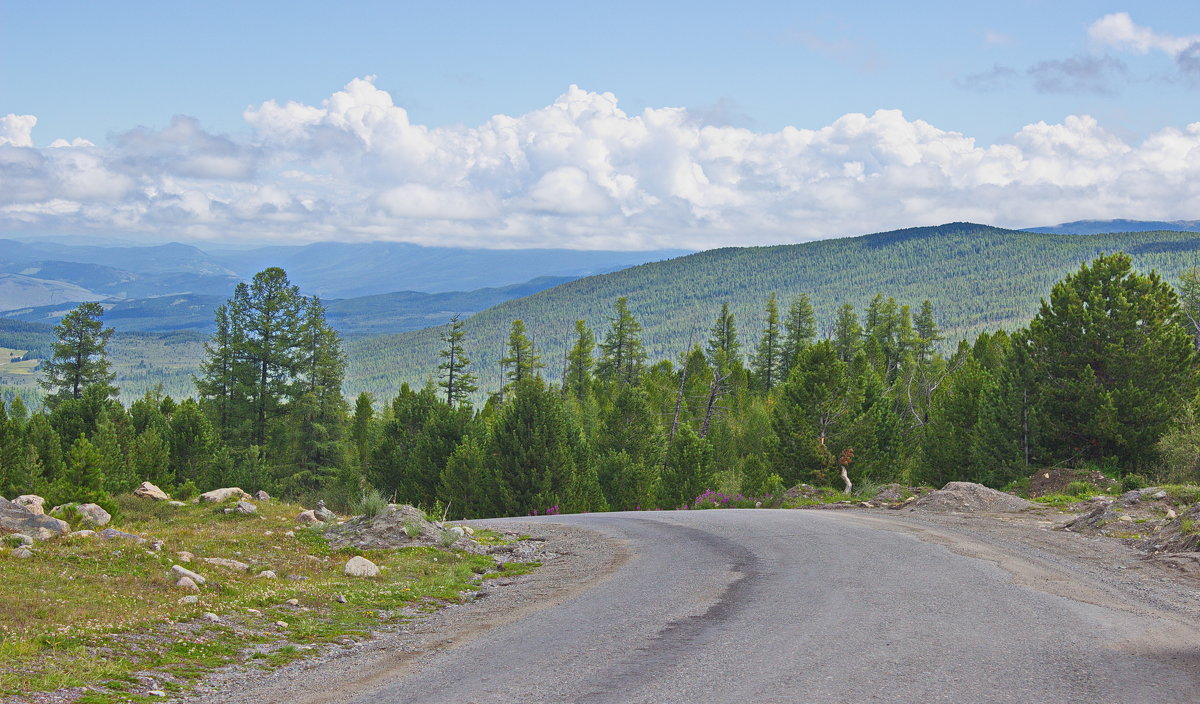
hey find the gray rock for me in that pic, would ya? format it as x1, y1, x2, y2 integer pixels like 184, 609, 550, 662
344, 555, 380, 577
234, 501, 257, 515
0, 497, 70, 540
313, 499, 336, 522
12, 547, 33, 559
334, 594, 347, 604
3, 533, 33, 546
75, 503, 111, 527
167, 501, 186, 507
295, 510, 319, 525
14, 495, 46, 515
171, 564, 206, 585
202, 557, 249, 572
133, 482, 170, 501
67, 530, 96, 539
199, 487, 251, 503
202, 612, 220, 623
257, 570, 277, 579
177, 595, 199, 605
98, 528, 146, 544
175, 576, 200, 592
255, 490, 271, 502
177, 551, 194, 563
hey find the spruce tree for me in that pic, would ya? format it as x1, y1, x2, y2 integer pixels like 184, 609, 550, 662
564, 320, 595, 400
752, 293, 782, 392
832, 303, 863, 363
597, 297, 646, 385
437, 315, 478, 406
500, 319, 542, 386
780, 293, 816, 381
39, 302, 116, 408
706, 302, 740, 372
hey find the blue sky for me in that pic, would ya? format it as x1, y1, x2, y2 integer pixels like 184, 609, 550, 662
1, 1, 1198, 249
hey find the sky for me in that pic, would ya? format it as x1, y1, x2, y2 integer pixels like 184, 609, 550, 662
1, 1, 1198, 250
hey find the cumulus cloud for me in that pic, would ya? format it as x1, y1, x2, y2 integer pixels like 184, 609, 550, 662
3, 79, 1200, 249
1089, 12, 1200, 78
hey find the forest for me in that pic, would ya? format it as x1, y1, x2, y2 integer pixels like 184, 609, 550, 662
3, 252, 1200, 521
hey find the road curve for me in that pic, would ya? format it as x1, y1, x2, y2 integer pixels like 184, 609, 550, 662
335, 509, 1200, 703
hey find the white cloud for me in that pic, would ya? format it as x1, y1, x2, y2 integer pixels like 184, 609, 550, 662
3, 79, 1200, 249
1088, 12, 1199, 56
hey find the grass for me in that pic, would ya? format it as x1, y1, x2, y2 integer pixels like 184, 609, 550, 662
0, 494, 527, 700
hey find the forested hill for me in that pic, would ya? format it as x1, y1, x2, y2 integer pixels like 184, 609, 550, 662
344, 223, 1200, 397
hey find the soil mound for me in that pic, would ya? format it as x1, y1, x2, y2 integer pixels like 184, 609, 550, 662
326, 504, 477, 552
909, 481, 1034, 514
1027, 468, 1120, 498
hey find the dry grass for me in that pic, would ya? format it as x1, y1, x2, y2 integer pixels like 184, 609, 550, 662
0, 494, 503, 702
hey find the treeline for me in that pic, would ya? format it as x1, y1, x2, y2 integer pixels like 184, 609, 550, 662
4, 255, 1200, 520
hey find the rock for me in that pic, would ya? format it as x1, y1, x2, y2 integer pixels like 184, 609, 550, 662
1, 496, 70, 540
255, 490, 271, 502
177, 551, 194, 563
285, 598, 300, 606
177, 595, 199, 605
149, 691, 166, 698
67, 530, 96, 539
295, 510, 319, 525
344, 555, 380, 577
334, 594, 347, 604
150, 540, 165, 552
12, 547, 33, 559
285, 530, 295, 537
275, 620, 289, 629
167, 501, 186, 507
75, 503, 111, 527
1167, 508, 1178, 519
133, 482, 170, 501
171, 564, 206, 585
325, 504, 449, 550
1119, 514, 1135, 522
449, 526, 465, 537
909, 482, 1034, 514
4, 533, 33, 546
98, 528, 146, 544
234, 501, 257, 515
313, 500, 336, 522
199, 487, 251, 503
175, 576, 200, 592
1153, 490, 1168, 500
14, 495, 46, 515
202, 612, 220, 623
202, 557, 249, 572
257, 570, 277, 579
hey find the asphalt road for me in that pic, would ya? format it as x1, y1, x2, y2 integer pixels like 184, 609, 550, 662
338, 509, 1200, 704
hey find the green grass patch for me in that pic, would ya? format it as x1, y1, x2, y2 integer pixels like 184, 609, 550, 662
483, 561, 542, 579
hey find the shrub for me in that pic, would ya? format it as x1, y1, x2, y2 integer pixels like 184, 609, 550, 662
1064, 481, 1096, 498
437, 530, 459, 548
402, 520, 422, 538
352, 488, 388, 519
1120, 473, 1148, 492
175, 480, 200, 501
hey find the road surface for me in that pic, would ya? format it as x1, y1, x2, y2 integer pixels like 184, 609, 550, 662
254, 509, 1200, 703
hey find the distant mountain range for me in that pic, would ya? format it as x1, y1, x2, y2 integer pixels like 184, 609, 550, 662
1023, 219, 1200, 235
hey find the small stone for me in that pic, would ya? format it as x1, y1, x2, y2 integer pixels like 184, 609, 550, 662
284, 530, 295, 537
177, 595, 199, 605
295, 510, 318, 525
334, 594, 347, 604
1167, 508, 1178, 519
1153, 490, 1168, 500
5, 533, 33, 546
255, 490, 271, 502
257, 570, 277, 579
171, 564, 206, 585
177, 551, 194, 563
285, 598, 300, 606
202, 557, 249, 572
67, 530, 95, 539
12, 547, 33, 559
287, 574, 308, 581
99, 528, 146, 543
133, 482, 170, 501
175, 576, 200, 592
344, 555, 380, 577
75, 503, 111, 527
264, 530, 274, 536
167, 501, 186, 507
202, 612, 220, 623
1119, 515, 1135, 522
449, 526, 465, 537
246, 608, 262, 615
149, 690, 166, 697
275, 620, 289, 628
199, 487, 252, 503
234, 501, 257, 515
14, 495, 46, 515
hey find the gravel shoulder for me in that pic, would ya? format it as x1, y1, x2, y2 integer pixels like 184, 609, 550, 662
188, 521, 629, 704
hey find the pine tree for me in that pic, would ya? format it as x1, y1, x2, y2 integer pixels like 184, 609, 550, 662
169, 399, 218, 488
437, 315, 478, 406
780, 293, 816, 381
914, 299, 942, 362
771, 341, 858, 485
706, 302, 740, 372
564, 320, 595, 400
39, 302, 116, 408
129, 428, 172, 489
832, 303, 863, 363
597, 297, 646, 385
752, 293, 782, 392
658, 424, 714, 508
64, 435, 107, 503
500, 319, 542, 386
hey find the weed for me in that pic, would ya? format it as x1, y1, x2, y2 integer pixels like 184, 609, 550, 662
437, 530, 459, 548
352, 488, 388, 519
402, 520, 422, 538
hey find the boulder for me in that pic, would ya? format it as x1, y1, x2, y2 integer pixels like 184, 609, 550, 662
98, 528, 146, 544
344, 555, 380, 577
12, 547, 33, 559
0, 497, 70, 540
257, 570, 277, 579
3, 533, 33, 546
133, 482, 170, 501
295, 510, 319, 525
313, 500, 336, 522
199, 487, 251, 503
254, 490, 271, 502
234, 501, 257, 515
171, 564, 206, 585
14, 495, 46, 515
175, 576, 200, 592
202, 557, 249, 572
75, 503, 111, 527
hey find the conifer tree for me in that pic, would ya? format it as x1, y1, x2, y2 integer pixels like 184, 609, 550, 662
780, 293, 816, 381
39, 302, 116, 408
706, 302, 740, 372
564, 320, 595, 400
832, 303, 863, 363
752, 293, 782, 392
658, 424, 714, 508
597, 297, 646, 385
437, 314, 478, 406
500, 319, 543, 386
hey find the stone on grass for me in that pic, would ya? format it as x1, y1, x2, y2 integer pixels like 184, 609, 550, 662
199, 487, 251, 503
177, 595, 199, 605
295, 510, 319, 525
255, 490, 271, 502
75, 503, 111, 527
285, 598, 300, 606
275, 620, 289, 629
171, 564, 206, 585
234, 501, 257, 515
177, 551, 194, 563
12, 547, 33, 559
175, 576, 200, 592
67, 530, 95, 539
1168, 508, 1178, 519
344, 555, 380, 577
0, 497, 70, 540
257, 570, 277, 579
14, 495, 46, 515
167, 501, 186, 507
313, 500, 336, 522
202, 612, 221, 623
99, 528, 146, 544
134, 482, 170, 501
202, 557, 249, 572
334, 594, 347, 604
4, 533, 33, 546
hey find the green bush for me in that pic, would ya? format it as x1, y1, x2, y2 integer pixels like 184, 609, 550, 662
352, 488, 388, 519
1120, 473, 1148, 492
175, 480, 199, 501
1064, 481, 1096, 498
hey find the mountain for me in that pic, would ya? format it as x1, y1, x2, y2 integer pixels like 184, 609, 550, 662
1024, 219, 1200, 235
342, 223, 1200, 398
205, 241, 690, 297
0, 240, 236, 276
0, 274, 110, 311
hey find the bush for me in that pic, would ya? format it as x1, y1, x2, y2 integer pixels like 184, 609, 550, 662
352, 488, 388, 519
175, 480, 200, 501
1064, 481, 1096, 498
1120, 473, 1148, 492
